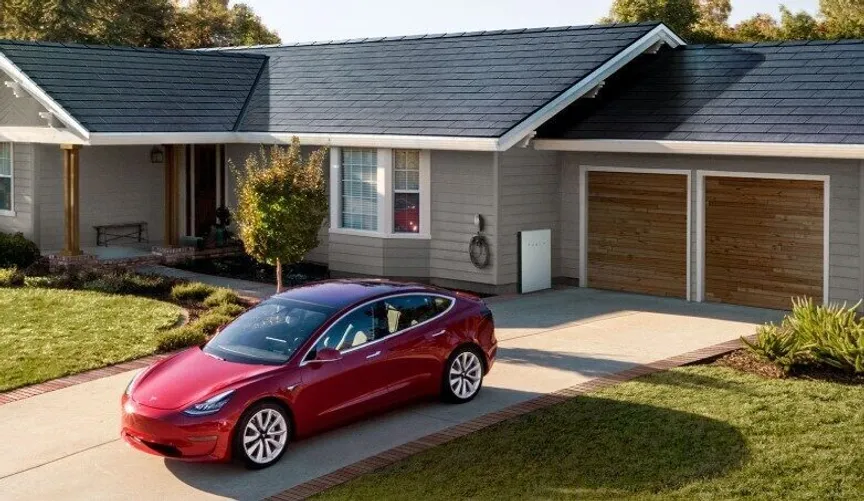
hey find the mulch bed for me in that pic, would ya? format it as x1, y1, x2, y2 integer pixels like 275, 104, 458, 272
173, 254, 329, 286
707, 349, 864, 385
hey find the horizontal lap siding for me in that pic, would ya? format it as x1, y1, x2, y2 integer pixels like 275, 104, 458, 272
562, 152, 861, 306
497, 148, 561, 286
383, 239, 430, 278
328, 232, 384, 276
430, 151, 497, 285
0, 143, 36, 241
36, 145, 164, 251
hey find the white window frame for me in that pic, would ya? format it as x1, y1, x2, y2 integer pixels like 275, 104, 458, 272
0, 142, 14, 217
330, 147, 431, 239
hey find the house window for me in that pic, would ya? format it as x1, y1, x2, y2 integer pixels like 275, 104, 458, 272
341, 148, 378, 231
0, 143, 11, 213
393, 150, 420, 233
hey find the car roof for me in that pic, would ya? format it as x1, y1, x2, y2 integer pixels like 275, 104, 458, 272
271, 279, 441, 310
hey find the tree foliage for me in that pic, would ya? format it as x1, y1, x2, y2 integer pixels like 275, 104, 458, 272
606, 0, 864, 42
233, 139, 328, 292
0, 0, 279, 48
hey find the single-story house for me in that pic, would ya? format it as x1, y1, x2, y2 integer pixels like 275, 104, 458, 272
0, 21, 862, 309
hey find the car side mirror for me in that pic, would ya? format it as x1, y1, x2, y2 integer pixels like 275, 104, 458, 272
313, 348, 342, 363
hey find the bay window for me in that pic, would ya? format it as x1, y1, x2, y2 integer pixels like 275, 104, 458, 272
331, 147, 430, 238
0, 143, 12, 214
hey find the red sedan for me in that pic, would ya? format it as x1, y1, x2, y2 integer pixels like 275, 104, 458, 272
121, 280, 496, 469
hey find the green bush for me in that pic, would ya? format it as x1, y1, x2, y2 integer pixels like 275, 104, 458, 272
157, 326, 207, 352
0, 232, 40, 269
24, 275, 57, 288
206, 302, 245, 318
195, 311, 234, 335
170, 282, 217, 303
743, 323, 808, 373
79, 270, 176, 296
0, 267, 24, 287
203, 288, 241, 307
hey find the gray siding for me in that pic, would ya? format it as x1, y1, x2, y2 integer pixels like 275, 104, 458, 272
328, 232, 385, 276
36, 145, 165, 251
496, 148, 561, 286
224, 143, 330, 264
0, 143, 36, 241
383, 239, 430, 278
429, 150, 497, 285
561, 152, 861, 306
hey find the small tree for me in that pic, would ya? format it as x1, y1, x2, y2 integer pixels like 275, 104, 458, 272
233, 138, 328, 292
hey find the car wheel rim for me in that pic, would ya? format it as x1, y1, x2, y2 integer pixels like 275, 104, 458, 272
243, 408, 288, 464
449, 351, 482, 399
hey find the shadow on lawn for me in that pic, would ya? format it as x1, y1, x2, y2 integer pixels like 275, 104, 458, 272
164, 387, 747, 500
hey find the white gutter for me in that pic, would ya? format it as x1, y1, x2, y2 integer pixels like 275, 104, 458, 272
534, 139, 864, 160
496, 24, 686, 152
87, 132, 500, 151
0, 53, 90, 140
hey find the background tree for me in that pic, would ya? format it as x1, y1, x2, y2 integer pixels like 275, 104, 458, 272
778, 6, 822, 40
821, 0, 864, 39
692, 0, 733, 42
0, 0, 279, 48
733, 13, 781, 41
608, 0, 700, 37
233, 139, 328, 293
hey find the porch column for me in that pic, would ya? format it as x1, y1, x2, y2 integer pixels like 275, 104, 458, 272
61, 144, 82, 256
163, 145, 180, 246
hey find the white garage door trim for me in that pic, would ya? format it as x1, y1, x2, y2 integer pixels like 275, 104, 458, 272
579, 166, 693, 301
695, 170, 830, 305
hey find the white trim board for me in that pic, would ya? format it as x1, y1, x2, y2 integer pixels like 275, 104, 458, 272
578, 166, 693, 301
694, 171, 831, 306
535, 139, 864, 160
497, 24, 685, 151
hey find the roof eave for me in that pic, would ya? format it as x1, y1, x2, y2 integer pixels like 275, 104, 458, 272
496, 24, 686, 152
534, 138, 864, 160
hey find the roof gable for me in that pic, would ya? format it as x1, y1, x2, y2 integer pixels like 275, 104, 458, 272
0, 40, 266, 133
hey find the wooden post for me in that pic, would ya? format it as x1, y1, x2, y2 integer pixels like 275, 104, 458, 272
163, 145, 179, 246
61, 144, 82, 256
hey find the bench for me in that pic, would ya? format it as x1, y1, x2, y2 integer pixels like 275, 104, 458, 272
94, 222, 148, 247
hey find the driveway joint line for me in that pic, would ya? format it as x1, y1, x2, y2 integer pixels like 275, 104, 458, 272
0, 438, 120, 481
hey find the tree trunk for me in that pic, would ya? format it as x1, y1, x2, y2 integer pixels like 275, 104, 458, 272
276, 258, 283, 293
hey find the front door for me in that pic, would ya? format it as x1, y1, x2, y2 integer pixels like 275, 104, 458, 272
194, 145, 217, 237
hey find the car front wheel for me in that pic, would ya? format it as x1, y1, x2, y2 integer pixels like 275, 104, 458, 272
442, 347, 484, 403
233, 402, 291, 469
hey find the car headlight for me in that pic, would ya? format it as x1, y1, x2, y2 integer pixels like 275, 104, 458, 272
183, 390, 235, 417
124, 370, 145, 396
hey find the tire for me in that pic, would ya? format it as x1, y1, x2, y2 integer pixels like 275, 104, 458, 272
233, 402, 291, 469
441, 346, 485, 404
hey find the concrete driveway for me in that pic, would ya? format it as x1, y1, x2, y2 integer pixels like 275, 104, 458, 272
0, 288, 781, 500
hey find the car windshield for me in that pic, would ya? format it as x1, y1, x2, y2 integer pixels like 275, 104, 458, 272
203, 298, 335, 365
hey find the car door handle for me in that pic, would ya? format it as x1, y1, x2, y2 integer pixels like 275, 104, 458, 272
431, 330, 447, 338
366, 351, 382, 359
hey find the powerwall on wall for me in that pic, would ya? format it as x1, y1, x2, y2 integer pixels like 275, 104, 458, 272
518, 229, 552, 294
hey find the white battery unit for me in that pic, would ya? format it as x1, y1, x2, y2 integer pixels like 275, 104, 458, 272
518, 229, 552, 294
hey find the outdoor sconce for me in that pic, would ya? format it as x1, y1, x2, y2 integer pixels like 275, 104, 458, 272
150, 147, 165, 164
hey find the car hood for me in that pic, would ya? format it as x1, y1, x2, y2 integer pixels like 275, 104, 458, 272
132, 348, 279, 410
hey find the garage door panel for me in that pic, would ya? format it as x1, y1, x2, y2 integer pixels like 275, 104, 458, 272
705, 176, 824, 310
588, 171, 688, 299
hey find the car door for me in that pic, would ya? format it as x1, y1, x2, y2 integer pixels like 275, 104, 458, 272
379, 294, 456, 400
295, 303, 392, 432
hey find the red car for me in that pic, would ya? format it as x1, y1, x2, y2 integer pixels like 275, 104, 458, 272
121, 280, 496, 469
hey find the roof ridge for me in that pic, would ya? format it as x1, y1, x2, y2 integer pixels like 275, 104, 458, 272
685, 38, 864, 50
0, 39, 267, 59
199, 21, 662, 51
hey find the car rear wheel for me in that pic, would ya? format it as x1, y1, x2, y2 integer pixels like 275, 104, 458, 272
442, 347, 484, 403
233, 402, 290, 469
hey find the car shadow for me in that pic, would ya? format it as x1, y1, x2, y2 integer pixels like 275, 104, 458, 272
164, 385, 746, 500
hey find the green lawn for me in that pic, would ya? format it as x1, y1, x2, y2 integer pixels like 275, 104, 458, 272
316, 366, 864, 501
0, 287, 183, 391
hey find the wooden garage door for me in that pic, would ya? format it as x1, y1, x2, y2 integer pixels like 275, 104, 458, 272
705, 177, 824, 310
587, 171, 688, 298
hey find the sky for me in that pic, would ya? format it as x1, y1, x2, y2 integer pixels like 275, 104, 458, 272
236, 0, 820, 44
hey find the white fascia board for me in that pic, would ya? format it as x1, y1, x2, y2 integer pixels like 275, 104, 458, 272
86, 132, 500, 151
0, 53, 90, 140
534, 139, 864, 160
496, 24, 685, 152
0, 126, 86, 144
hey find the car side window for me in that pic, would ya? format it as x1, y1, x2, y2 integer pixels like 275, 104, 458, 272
381, 295, 452, 336
307, 305, 378, 359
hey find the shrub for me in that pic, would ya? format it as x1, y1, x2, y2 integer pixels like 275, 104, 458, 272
24, 275, 57, 288
157, 326, 207, 352
170, 282, 217, 303
0, 267, 24, 287
0, 232, 40, 269
203, 288, 241, 308
195, 311, 234, 335
743, 323, 808, 373
207, 302, 245, 318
